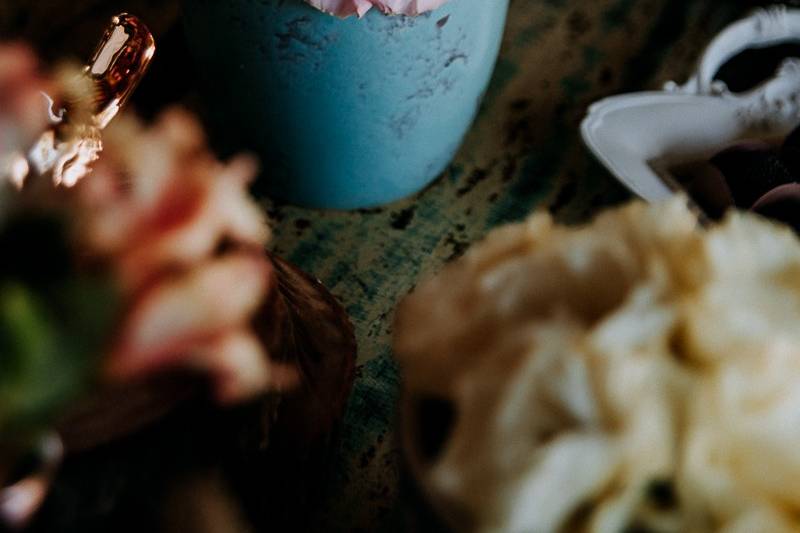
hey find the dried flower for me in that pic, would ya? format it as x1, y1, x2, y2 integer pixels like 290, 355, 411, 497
396, 198, 800, 533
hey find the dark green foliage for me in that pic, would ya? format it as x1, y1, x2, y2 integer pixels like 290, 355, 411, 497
0, 212, 119, 443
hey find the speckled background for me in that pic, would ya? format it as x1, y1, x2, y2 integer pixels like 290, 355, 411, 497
261, 1, 748, 529
2, 0, 754, 530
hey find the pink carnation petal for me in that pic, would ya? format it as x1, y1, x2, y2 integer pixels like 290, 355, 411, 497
107, 253, 273, 380
0, 44, 53, 186
207, 154, 270, 248
193, 330, 298, 404
305, 0, 372, 17
81, 111, 268, 291
153, 107, 206, 156
114, 156, 269, 290
306, 0, 447, 16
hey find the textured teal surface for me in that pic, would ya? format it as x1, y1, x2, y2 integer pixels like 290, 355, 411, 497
261, 0, 745, 529
183, 0, 509, 208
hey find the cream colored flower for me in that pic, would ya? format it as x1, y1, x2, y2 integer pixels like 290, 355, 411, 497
396, 198, 800, 532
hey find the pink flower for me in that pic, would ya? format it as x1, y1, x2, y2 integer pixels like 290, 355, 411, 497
77, 108, 296, 403
305, 0, 449, 18
1, 42, 294, 405
0, 45, 50, 145
78, 109, 269, 290
0, 44, 97, 190
0, 44, 52, 188
107, 253, 295, 403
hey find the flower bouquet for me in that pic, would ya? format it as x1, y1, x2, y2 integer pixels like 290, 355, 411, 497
0, 15, 356, 530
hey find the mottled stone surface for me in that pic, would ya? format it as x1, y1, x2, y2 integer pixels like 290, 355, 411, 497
3, 0, 749, 530
261, 1, 746, 529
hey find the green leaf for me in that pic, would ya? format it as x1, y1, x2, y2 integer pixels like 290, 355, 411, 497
0, 276, 120, 439
0, 207, 122, 441
0, 283, 68, 438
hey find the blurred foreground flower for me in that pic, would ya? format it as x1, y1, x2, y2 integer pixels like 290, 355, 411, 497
2, 14, 155, 193
0, 44, 297, 450
79, 108, 297, 403
0, 34, 360, 533
396, 197, 800, 533
0, 44, 51, 189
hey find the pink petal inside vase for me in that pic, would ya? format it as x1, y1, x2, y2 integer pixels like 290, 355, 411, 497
305, 0, 449, 17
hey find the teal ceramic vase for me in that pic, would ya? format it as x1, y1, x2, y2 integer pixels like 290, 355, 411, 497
183, 0, 509, 209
